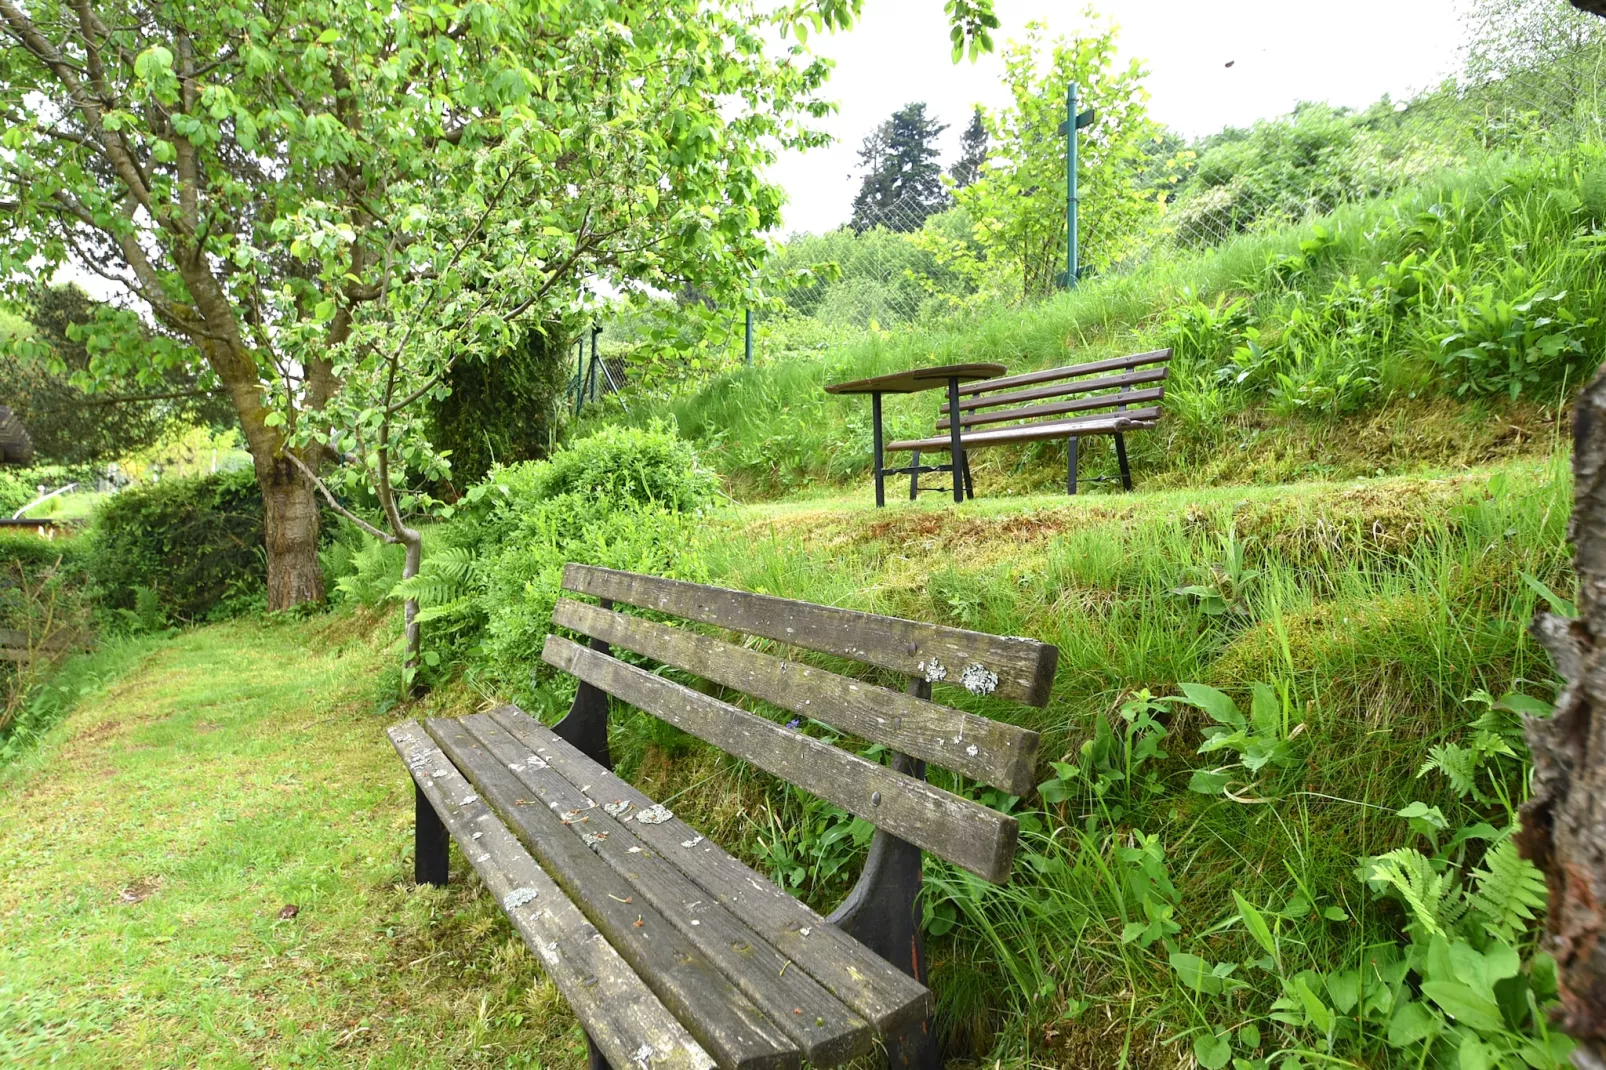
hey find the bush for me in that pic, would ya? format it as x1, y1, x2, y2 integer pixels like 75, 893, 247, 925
387, 422, 721, 698
85, 469, 266, 622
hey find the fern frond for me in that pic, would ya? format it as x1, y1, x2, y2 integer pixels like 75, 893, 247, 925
1417, 743, 1486, 801
1368, 847, 1463, 937
1470, 839, 1547, 940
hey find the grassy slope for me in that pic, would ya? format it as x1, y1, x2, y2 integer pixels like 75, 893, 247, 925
598, 150, 1600, 499
0, 456, 1570, 1067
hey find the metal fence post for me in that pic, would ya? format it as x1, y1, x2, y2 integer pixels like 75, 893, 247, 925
744, 308, 753, 366
1058, 84, 1095, 290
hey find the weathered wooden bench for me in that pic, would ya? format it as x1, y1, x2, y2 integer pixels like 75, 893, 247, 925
389, 564, 1057, 1070
886, 348, 1171, 499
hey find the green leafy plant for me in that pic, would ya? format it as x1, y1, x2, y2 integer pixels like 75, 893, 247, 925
1171, 682, 1302, 800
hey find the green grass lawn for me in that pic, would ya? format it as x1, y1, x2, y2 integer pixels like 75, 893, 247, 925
0, 613, 588, 1067
0, 456, 1574, 1068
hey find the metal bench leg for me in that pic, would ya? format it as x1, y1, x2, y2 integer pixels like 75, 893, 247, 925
415, 780, 449, 887
1114, 432, 1132, 491
827, 678, 939, 1070
946, 378, 964, 505
585, 1032, 613, 1070
1066, 438, 1079, 496
553, 599, 614, 769
961, 453, 974, 501
908, 449, 921, 501
872, 391, 886, 509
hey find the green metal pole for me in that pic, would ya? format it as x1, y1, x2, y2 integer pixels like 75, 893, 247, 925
1066, 81, 1078, 289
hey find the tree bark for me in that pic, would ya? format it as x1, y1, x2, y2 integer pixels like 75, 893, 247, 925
259, 452, 325, 612
1520, 368, 1606, 1070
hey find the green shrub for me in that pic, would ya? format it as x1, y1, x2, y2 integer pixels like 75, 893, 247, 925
85, 469, 267, 622
416, 423, 720, 698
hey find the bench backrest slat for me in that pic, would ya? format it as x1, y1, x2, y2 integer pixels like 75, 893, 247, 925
947, 365, 1168, 415
543, 635, 1020, 883
554, 597, 1041, 795
938, 389, 1164, 431
563, 564, 1058, 707
956, 348, 1172, 396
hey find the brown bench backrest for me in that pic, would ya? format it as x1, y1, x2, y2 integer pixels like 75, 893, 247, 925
937, 348, 1172, 431
543, 564, 1058, 884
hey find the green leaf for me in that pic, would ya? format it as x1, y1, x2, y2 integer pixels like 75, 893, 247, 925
1170, 952, 1221, 994
1188, 769, 1231, 795
1386, 999, 1439, 1048
134, 45, 174, 83
1292, 976, 1334, 1033
1458, 1034, 1490, 1070
1176, 683, 1246, 729
1194, 1031, 1232, 1070
1232, 891, 1278, 964
1522, 572, 1576, 618
1421, 981, 1506, 1033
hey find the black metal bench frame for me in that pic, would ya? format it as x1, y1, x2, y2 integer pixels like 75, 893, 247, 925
395, 565, 1057, 1070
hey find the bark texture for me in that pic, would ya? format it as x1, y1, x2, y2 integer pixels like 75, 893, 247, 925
260, 454, 325, 611
1520, 367, 1606, 1070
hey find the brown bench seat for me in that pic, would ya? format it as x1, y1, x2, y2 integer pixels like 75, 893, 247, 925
390, 564, 1059, 1070
885, 348, 1171, 499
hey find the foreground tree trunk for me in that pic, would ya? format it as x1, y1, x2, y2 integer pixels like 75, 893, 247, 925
261, 455, 326, 611
1521, 369, 1606, 1069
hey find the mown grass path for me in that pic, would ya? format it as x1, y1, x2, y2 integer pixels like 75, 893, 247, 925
0, 618, 578, 1068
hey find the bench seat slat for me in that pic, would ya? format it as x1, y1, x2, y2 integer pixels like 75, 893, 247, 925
563, 564, 1057, 708
424, 716, 800, 1070
387, 723, 716, 1070
948, 366, 1168, 414
936, 388, 1164, 431
886, 414, 1157, 454
487, 706, 932, 1035
553, 598, 1040, 795
954, 348, 1172, 395
455, 712, 874, 1066
543, 636, 1020, 884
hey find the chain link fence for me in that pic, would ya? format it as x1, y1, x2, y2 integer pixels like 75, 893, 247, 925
757, 5, 1606, 336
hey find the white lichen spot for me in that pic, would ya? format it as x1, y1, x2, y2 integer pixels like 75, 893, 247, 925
923, 657, 948, 683
960, 663, 999, 695
540, 940, 560, 964
680, 835, 704, 849
430, 769, 450, 778
799, 926, 812, 936
528, 757, 548, 770
635, 804, 674, 825
690, 919, 700, 926
603, 800, 633, 818
472, 831, 483, 840
476, 853, 490, 863
508, 762, 526, 773
966, 744, 979, 757
460, 794, 479, 807
503, 887, 538, 910
628, 846, 643, 854
581, 831, 609, 848
633, 1044, 654, 1068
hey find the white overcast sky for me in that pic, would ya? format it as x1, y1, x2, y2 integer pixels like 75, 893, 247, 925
770, 0, 1466, 234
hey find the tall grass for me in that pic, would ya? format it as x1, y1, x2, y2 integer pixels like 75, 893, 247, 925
655, 457, 1572, 1065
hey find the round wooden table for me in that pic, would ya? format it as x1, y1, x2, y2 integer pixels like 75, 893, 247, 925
824, 363, 1006, 506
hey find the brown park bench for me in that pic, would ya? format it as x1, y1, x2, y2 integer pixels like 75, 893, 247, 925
389, 564, 1058, 1070
885, 348, 1172, 500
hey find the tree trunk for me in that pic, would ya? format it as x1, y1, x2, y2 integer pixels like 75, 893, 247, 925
1520, 368, 1606, 1069
260, 454, 325, 612
401, 533, 423, 697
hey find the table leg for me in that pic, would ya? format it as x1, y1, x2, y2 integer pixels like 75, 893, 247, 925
947, 378, 964, 504
871, 391, 886, 509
